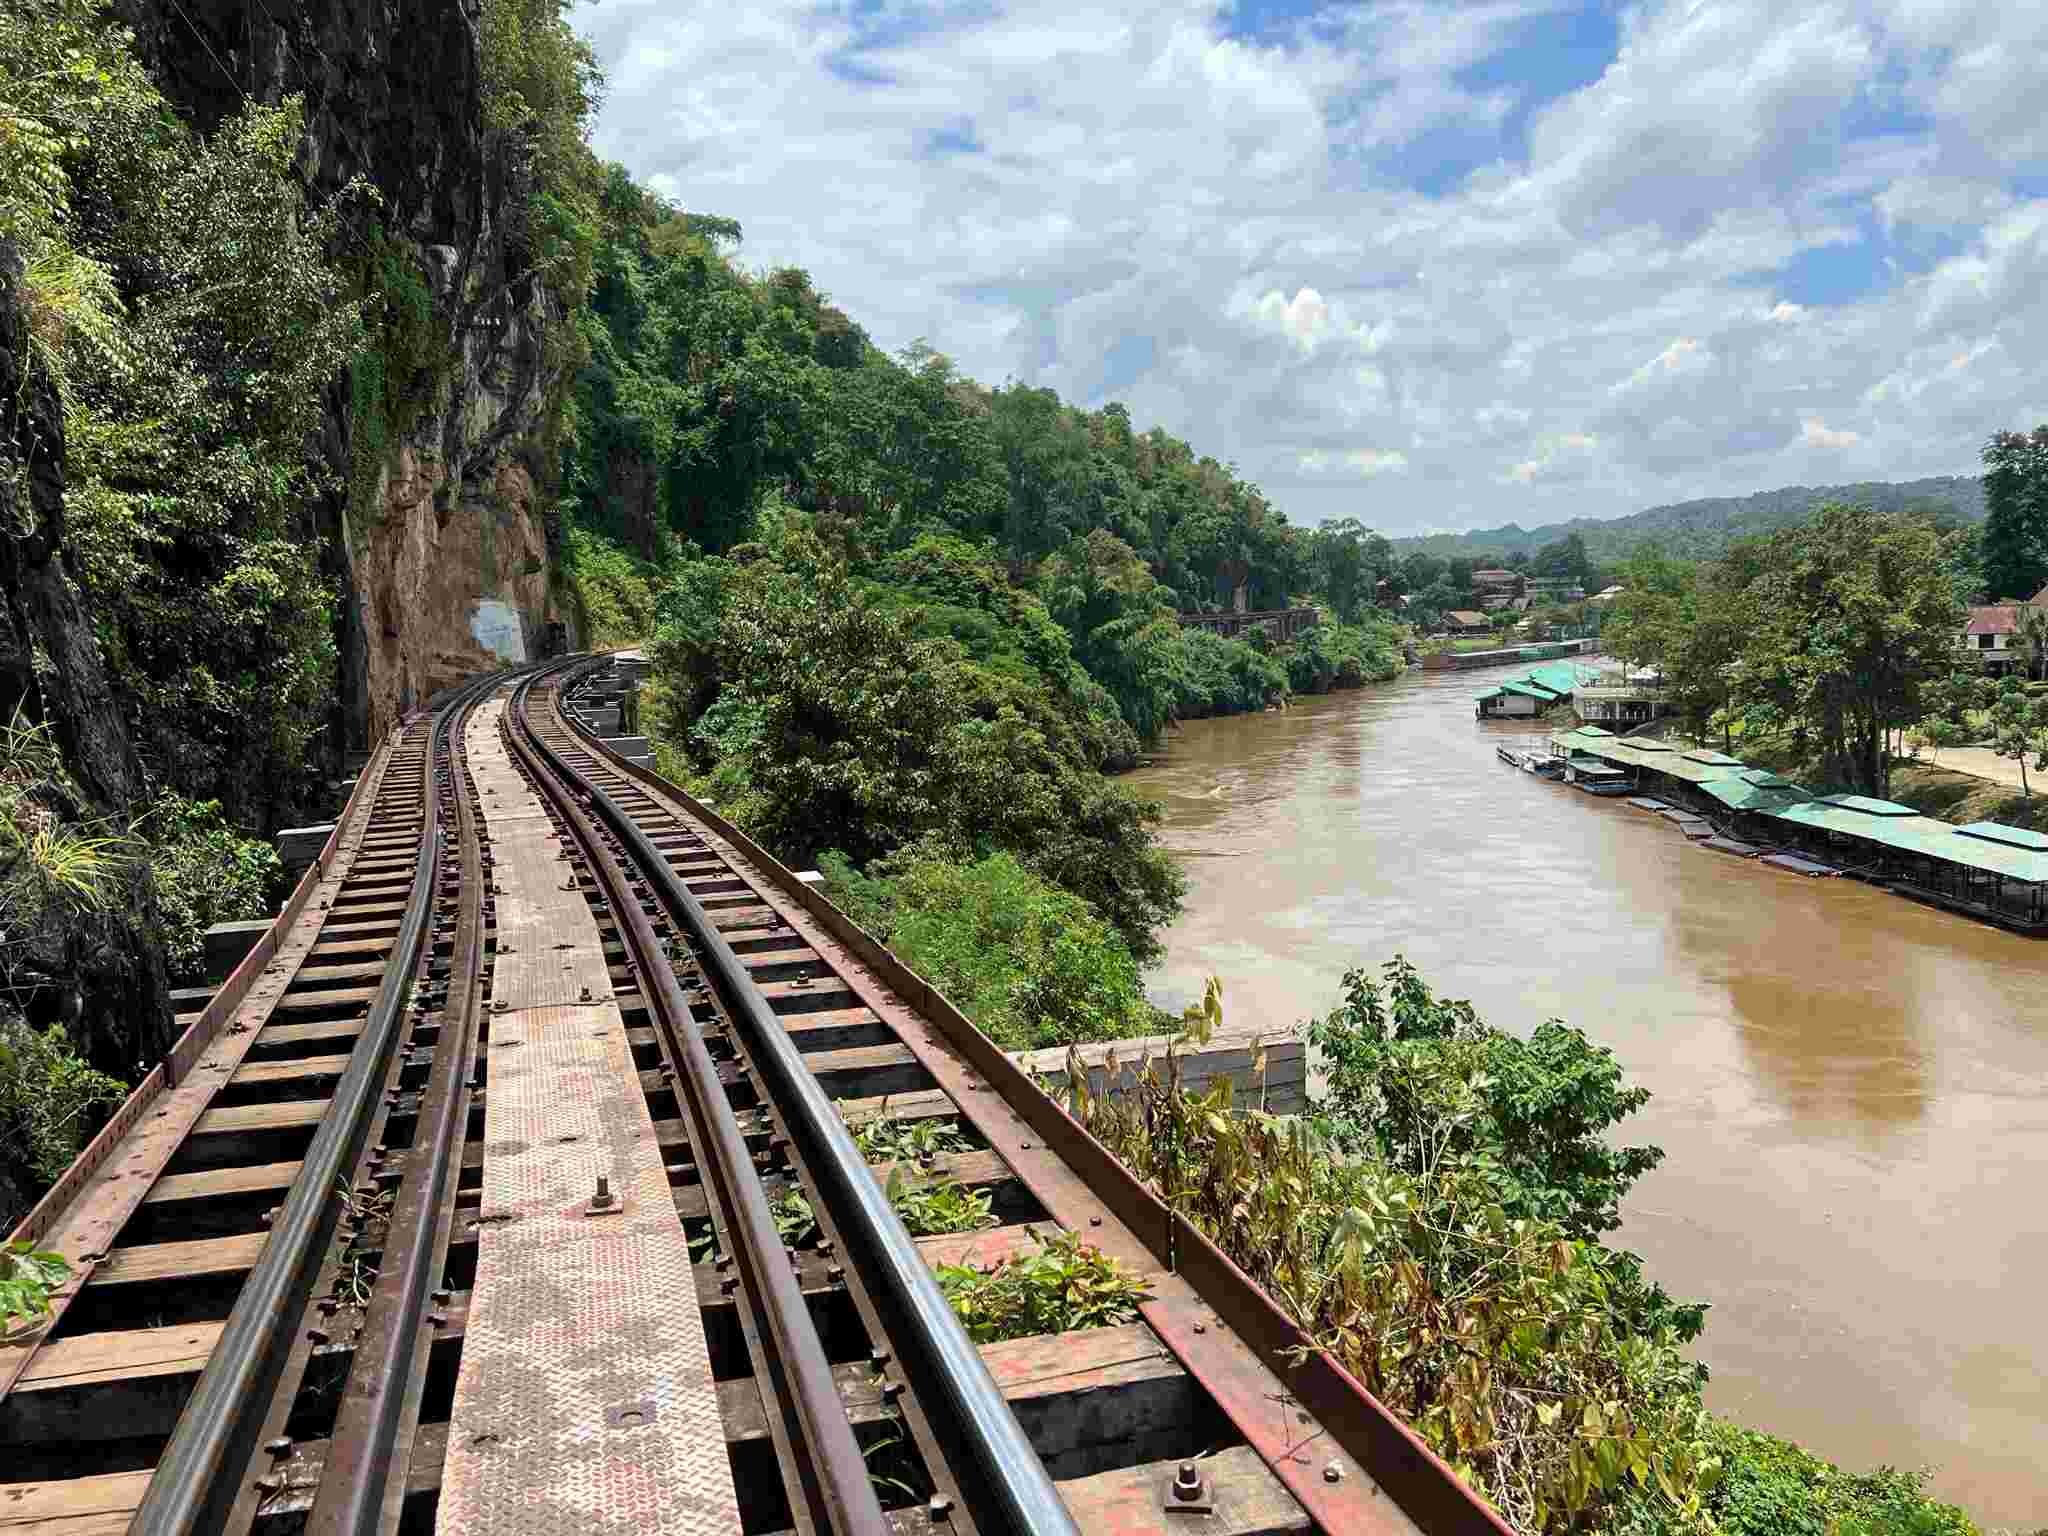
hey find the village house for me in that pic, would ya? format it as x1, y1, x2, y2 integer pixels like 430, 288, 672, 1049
1472, 568, 1522, 610
1960, 587, 2048, 677
1441, 609, 1493, 637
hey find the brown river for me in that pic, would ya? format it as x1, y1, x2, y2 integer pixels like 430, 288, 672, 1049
1124, 664, 2047, 1526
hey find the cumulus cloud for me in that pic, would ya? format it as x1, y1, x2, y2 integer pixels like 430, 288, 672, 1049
1251, 287, 1333, 351
581, 0, 2048, 533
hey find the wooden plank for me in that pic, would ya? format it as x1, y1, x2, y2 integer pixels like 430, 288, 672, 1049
738, 944, 822, 971
254, 1019, 362, 1051
229, 1053, 352, 1090
143, 1161, 301, 1204
192, 1099, 327, 1138
778, 1007, 889, 1051
271, 985, 378, 1014
1055, 1446, 1311, 1535
806, 1042, 929, 1098
835, 1088, 957, 1124
914, 1223, 1043, 1270
289, 959, 389, 986
88, 1232, 267, 1288
0, 1469, 153, 1532
17, 1321, 220, 1390
304, 936, 394, 961
867, 1148, 1009, 1192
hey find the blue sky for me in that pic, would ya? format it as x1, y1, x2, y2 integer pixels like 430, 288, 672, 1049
580, 0, 2048, 535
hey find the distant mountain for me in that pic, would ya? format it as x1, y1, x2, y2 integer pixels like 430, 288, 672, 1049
1390, 477, 1985, 562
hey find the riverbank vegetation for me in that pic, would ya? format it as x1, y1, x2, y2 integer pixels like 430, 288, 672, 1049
1072, 962, 1987, 1536
1602, 503, 1980, 797
546, 148, 1413, 1049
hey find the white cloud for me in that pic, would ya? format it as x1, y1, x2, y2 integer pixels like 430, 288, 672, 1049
1802, 416, 1863, 448
581, 0, 2047, 534
1250, 287, 1332, 351
1613, 337, 1712, 395
1300, 447, 1411, 477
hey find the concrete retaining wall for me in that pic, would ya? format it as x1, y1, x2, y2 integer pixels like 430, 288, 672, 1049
1009, 1026, 1307, 1116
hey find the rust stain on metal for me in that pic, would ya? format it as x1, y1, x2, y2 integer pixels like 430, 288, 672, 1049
0, 729, 407, 1402
586, 724, 1498, 1536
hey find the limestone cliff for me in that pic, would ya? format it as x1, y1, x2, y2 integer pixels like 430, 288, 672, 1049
117, 0, 571, 749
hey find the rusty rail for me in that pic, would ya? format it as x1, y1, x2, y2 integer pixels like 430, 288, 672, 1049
506, 667, 896, 1536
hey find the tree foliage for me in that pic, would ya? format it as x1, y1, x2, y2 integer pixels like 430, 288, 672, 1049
1979, 426, 2048, 603
1604, 506, 1962, 794
1309, 957, 1672, 1242
645, 529, 1184, 959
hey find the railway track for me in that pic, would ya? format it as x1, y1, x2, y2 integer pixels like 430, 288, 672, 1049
1, 655, 1513, 1536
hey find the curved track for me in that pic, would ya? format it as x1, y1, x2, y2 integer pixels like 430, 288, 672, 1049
1, 656, 1514, 1536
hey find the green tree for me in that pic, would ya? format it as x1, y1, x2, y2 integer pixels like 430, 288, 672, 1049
1733, 506, 1961, 794
1980, 426, 2048, 602
1987, 677, 2048, 796
645, 534, 1183, 958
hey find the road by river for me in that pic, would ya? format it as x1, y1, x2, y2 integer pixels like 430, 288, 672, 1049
1124, 664, 2048, 1526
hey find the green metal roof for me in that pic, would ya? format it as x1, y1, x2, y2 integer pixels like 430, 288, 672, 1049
1815, 794, 1918, 818
1526, 731, 2048, 882
1957, 821, 2048, 851
1476, 659, 1596, 705
1699, 777, 1814, 812
1763, 803, 2048, 882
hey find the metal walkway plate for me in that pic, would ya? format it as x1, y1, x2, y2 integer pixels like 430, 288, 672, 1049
436, 697, 740, 1535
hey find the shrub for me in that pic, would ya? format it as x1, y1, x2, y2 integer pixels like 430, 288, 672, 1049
140, 794, 281, 982
1309, 956, 1669, 1240
1069, 977, 1716, 1535
820, 850, 1159, 1050
936, 1228, 1152, 1343
0, 1008, 126, 1194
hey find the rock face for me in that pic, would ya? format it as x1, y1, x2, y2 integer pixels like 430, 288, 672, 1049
0, 241, 176, 1067
116, 0, 569, 747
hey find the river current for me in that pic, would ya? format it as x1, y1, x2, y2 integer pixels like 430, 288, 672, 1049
1124, 664, 2047, 1525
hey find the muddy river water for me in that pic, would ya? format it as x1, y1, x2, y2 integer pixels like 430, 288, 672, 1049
1124, 664, 2047, 1525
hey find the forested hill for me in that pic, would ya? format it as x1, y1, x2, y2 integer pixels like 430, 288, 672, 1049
1393, 476, 1984, 562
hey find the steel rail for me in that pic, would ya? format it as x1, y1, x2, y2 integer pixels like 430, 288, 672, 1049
557, 665, 1516, 1536
518, 668, 1081, 1536
306, 672, 495, 1536
504, 668, 890, 1536
130, 679, 480, 1536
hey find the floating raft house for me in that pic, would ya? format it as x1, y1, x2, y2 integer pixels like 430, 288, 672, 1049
1476, 660, 1601, 719
1542, 727, 2048, 933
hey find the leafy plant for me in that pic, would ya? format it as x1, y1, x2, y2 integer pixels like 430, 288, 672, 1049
935, 1227, 1151, 1343
1067, 973, 1715, 1534
0, 1009, 127, 1189
770, 1187, 818, 1247
136, 793, 281, 982
819, 848, 1163, 1049
0, 1239, 69, 1335
883, 1166, 995, 1237
843, 1105, 972, 1165
1309, 956, 1668, 1240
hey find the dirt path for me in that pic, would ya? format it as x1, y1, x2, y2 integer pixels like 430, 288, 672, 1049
1927, 745, 2038, 793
